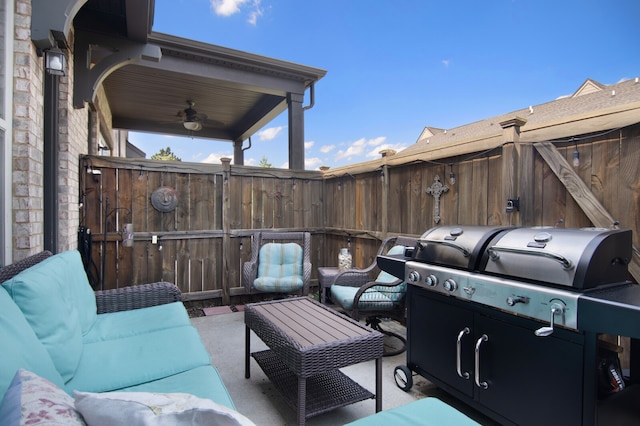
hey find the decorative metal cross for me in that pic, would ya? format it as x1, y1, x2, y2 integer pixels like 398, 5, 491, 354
426, 175, 449, 224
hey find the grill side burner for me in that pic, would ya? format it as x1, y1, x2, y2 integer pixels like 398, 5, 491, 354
380, 226, 640, 426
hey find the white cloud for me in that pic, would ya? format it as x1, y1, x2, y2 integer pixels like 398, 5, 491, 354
210, 0, 248, 16
335, 136, 387, 161
442, 59, 450, 67
258, 126, 284, 141
305, 157, 323, 169
210, 0, 263, 25
304, 140, 315, 150
247, 0, 263, 25
200, 152, 234, 164
320, 144, 335, 154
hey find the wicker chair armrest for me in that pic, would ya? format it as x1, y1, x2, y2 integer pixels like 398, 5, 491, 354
331, 269, 371, 288
352, 277, 404, 321
0, 251, 53, 283
302, 260, 312, 295
95, 281, 182, 314
353, 278, 403, 302
242, 260, 258, 292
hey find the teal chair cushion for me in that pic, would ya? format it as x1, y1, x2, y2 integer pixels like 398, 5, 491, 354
330, 285, 395, 311
254, 243, 304, 293
344, 397, 480, 425
331, 244, 408, 310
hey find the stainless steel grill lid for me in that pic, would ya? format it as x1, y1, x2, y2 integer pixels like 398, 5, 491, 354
481, 227, 632, 289
414, 226, 512, 271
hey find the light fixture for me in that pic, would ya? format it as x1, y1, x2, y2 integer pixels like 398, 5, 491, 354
183, 120, 202, 131
572, 142, 580, 168
449, 164, 456, 185
44, 48, 66, 76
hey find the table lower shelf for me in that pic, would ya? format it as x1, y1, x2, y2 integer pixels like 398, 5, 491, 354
252, 349, 375, 420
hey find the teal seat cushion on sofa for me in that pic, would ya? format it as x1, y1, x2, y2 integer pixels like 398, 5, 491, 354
82, 302, 191, 343
344, 397, 480, 426
0, 288, 65, 401
65, 325, 212, 394
254, 243, 304, 292
1, 250, 97, 383
119, 366, 236, 410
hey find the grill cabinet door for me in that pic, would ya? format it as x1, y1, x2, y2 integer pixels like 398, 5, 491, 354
407, 286, 475, 397
474, 313, 584, 425
407, 285, 585, 426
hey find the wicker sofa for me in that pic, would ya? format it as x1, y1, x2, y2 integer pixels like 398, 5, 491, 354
0, 250, 244, 423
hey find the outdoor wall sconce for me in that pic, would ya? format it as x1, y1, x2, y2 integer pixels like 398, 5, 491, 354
448, 164, 456, 185
506, 197, 520, 213
44, 48, 66, 76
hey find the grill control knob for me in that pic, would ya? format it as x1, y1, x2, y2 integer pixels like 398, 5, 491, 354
443, 279, 458, 292
426, 274, 438, 287
408, 270, 421, 283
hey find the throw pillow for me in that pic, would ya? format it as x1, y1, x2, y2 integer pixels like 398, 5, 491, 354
74, 391, 255, 426
0, 369, 86, 426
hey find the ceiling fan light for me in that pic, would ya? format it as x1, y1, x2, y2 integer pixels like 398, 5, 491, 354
183, 120, 202, 131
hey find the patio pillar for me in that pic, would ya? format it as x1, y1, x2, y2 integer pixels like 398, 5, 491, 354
233, 139, 244, 166
288, 92, 304, 170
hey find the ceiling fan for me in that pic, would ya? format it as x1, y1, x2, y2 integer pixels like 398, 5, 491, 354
177, 100, 207, 131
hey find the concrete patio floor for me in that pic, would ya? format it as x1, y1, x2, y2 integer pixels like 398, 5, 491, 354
190, 305, 497, 425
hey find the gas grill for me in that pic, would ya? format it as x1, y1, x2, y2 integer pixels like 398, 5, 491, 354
379, 225, 640, 426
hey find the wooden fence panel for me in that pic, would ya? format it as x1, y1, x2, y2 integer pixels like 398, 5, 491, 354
80, 123, 639, 298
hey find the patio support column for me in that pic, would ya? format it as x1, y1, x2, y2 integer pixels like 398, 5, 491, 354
287, 92, 304, 170
221, 158, 232, 305
233, 139, 244, 166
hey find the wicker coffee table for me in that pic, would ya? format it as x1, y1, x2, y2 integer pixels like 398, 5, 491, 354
245, 297, 383, 425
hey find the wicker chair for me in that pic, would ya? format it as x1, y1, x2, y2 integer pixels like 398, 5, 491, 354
329, 236, 416, 356
242, 231, 312, 296
0, 251, 182, 314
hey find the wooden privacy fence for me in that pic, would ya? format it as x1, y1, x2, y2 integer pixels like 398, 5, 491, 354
81, 123, 640, 303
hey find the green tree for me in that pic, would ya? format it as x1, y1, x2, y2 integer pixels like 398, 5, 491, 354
151, 147, 181, 161
258, 155, 273, 168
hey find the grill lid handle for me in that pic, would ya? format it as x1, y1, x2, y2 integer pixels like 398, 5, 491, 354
419, 239, 471, 257
486, 246, 573, 270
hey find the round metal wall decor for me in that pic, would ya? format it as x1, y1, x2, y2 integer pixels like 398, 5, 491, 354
151, 186, 179, 212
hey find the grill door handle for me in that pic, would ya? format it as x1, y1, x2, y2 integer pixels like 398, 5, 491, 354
419, 239, 471, 257
487, 246, 573, 270
474, 334, 489, 389
456, 327, 471, 379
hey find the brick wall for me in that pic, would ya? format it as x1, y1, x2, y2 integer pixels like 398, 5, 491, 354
11, 2, 90, 259
12, 0, 44, 259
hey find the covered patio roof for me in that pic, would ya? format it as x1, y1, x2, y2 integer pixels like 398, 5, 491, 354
35, 0, 327, 169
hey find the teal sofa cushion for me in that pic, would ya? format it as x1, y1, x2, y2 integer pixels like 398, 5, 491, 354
344, 397, 480, 425
254, 243, 303, 292
0, 288, 65, 401
65, 325, 211, 394
83, 302, 191, 343
1, 251, 95, 383
119, 366, 236, 410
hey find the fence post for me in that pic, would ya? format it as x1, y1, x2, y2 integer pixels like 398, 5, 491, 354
221, 157, 232, 305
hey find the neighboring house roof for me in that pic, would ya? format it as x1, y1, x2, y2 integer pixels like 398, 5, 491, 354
398, 79, 640, 154
324, 77, 640, 177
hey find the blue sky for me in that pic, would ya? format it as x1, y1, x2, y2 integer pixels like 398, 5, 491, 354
129, 0, 640, 169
